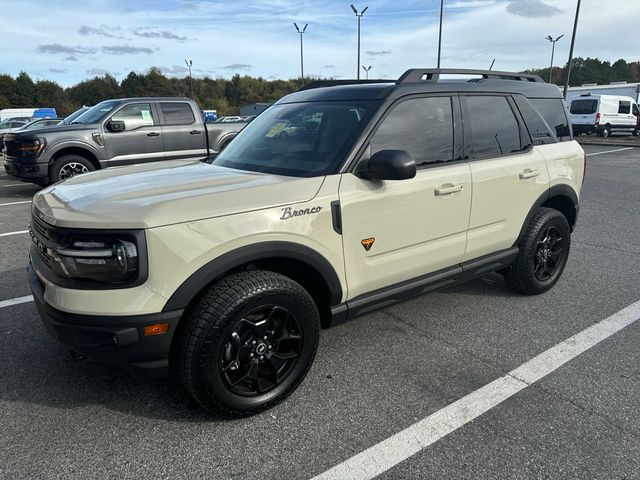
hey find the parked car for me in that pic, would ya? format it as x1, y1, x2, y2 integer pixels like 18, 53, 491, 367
216, 116, 245, 123
0, 118, 28, 132
0, 118, 62, 157
60, 106, 91, 125
0, 108, 57, 121
28, 68, 584, 415
569, 93, 640, 137
3, 97, 247, 186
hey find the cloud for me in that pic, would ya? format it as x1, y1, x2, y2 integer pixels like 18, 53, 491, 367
505, 0, 562, 18
365, 50, 392, 56
223, 63, 252, 70
134, 29, 186, 41
102, 45, 154, 55
86, 68, 110, 76
324, 64, 336, 68
48, 68, 68, 73
160, 65, 190, 75
78, 25, 123, 38
37, 44, 97, 55
64, 55, 78, 62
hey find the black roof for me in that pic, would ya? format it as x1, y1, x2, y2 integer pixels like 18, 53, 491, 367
278, 68, 562, 104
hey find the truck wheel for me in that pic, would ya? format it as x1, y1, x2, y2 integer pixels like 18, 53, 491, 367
50, 155, 95, 183
633, 129, 639, 137
179, 271, 320, 415
601, 126, 611, 138
505, 208, 570, 295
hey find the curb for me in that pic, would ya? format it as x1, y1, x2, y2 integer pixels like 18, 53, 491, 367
577, 141, 640, 148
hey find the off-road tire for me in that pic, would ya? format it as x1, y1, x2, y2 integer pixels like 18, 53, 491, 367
506, 207, 571, 295
179, 271, 320, 415
50, 155, 95, 183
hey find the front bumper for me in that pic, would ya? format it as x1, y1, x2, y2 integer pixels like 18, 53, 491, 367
28, 262, 184, 379
4, 159, 48, 181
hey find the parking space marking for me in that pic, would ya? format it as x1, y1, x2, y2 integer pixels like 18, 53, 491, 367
586, 147, 634, 156
312, 299, 640, 480
0, 295, 33, 309
0, 200, 31, 207
0, 230, 28, 237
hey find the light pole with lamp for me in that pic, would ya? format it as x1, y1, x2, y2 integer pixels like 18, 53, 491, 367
563, 0, 582, 98
184, 59, 193, 98
350, 4, 368, 79
362, 65, 372, 79
546, 35, 564, 84
293, 23, 308, 86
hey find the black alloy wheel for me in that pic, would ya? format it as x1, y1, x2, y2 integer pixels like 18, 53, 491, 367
533, 226, 565, 282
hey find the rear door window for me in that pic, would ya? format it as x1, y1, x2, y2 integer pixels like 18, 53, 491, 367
570, 99, 597, 114
530, 98, 571, 142
160, 102, 196, 125
618, 101, 631, 114
462, 96, 522, 159
371, 96, 454, 166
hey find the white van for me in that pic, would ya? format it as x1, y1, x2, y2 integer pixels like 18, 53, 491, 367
569, 94, 639, 137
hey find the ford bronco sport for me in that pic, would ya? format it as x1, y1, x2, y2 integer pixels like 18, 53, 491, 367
28, 69, 584, 414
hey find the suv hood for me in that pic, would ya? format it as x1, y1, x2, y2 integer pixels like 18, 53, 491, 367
5, 123, 93, 139
33, 160, 325, 229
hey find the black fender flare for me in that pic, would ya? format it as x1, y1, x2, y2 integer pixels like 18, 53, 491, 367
162, 241, 343, 312
514, 184, 579, 246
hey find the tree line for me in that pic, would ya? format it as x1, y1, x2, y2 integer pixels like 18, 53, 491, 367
1, 58, 639, 117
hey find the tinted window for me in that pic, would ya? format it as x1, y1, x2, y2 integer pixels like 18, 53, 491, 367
371, 97, 453, 166
463, 96, 522, 158
618, 101, 631, 114
160, 102, 195, 125
213, 101, 376, 177
530, 98, 571, 141
513, 95, 553, 144
633, 104, 639, 117
570, 99, 597, 114
111, 103, 154, 130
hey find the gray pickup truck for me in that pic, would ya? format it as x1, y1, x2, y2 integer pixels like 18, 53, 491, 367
3, 97, 247, 186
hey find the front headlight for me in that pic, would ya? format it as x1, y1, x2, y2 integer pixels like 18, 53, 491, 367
51, 236, 139, 284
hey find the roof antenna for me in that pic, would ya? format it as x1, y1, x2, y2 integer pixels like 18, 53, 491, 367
489, 59, 495, 71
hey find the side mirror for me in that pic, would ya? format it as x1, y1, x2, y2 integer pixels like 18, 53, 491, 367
106, 120, 125, 132
360, 149, 416, 181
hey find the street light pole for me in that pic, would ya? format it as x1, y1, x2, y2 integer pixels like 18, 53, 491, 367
184, 59, 193, 98
362, 65, 372, 79
437, 0, 444, 68
563, 0, 581, 98
351, 4, 368, 79
293, 23, 308, 86
546, 35, 564, 84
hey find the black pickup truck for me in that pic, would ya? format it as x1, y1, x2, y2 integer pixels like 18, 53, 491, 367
3, 97, 248, 186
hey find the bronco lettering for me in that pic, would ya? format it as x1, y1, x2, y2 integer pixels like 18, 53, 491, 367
280, 206, 323, 220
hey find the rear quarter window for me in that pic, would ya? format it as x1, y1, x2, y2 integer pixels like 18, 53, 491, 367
160, 102, 196, 125
570, 99, 597, 115
530, 98, 572, 142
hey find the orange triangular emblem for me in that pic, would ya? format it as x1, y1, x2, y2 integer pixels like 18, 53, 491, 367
361, 237, 375, 251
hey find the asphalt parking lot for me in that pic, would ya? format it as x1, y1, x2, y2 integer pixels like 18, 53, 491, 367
1, 144, 640, 479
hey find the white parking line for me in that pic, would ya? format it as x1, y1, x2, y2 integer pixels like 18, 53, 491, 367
0, 230, 28, 237
0, 200, 31, 207
0, 295, 33, 309
312, 299, 640, 480
1, 183, 31, 187
586, 147, 634, 156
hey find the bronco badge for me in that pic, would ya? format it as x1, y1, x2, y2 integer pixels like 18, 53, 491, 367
280, 206, 323, 220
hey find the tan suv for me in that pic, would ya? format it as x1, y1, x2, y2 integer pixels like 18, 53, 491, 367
28, 69, 585, 414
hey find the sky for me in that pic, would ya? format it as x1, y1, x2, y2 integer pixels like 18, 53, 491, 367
1, 0, 639, 86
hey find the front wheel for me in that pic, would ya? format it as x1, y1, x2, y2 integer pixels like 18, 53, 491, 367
506, 208, 571, 295
633, 129, 640, 137
50, 155, 95, 183
179, 271, 320, 415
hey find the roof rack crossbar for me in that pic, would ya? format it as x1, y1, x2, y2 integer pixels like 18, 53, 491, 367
397, 68, 544, 84
297, 79, 395, 91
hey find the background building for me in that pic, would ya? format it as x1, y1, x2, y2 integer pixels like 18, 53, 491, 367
567, 82, 640, 102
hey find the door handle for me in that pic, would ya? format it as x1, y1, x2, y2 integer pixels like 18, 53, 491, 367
147, 132, 160, 137
519, 168, 539, 180
189, 130, 202, 135
434, 183, 463, 196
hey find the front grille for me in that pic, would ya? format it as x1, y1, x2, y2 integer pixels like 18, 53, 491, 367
29, 212, 62, 270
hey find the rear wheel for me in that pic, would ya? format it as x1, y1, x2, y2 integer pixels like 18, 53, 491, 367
50, 155, 95, 183
600, 126, 611, 138
179, 271, 320, 415
506, 208, 571, 295
633, 129, 639, 137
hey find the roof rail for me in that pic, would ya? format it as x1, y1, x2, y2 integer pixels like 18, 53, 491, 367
297, 79, 395, 91
397, 68, 544, 84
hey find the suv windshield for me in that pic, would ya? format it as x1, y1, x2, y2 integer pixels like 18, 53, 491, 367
213, 101, 377, 177
72, 100, 120, 124
63, 107, 89, 125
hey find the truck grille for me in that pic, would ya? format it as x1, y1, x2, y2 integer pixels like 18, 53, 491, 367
29, 213, 61, 269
